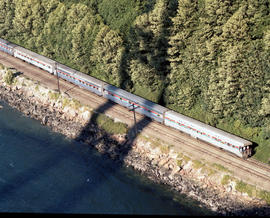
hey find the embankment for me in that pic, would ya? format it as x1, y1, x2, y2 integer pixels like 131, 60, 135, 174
0, 67, 269, 215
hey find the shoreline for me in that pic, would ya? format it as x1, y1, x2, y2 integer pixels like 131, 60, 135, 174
0, 69, 269, 215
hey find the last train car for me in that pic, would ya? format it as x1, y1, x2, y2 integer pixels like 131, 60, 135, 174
164, 110, 252, 159
0, 38, 16, 55
103, 84, 168, 123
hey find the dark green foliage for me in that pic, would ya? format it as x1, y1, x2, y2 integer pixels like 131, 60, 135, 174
90, 25, 125, 86
0, 0, 270, 162
0, 0, 15, 37
97, 0, 144, 37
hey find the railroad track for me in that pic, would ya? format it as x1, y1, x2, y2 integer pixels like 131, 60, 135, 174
144, 120, 270, 181
1, 51, 270, 191
248, 158, 270, 172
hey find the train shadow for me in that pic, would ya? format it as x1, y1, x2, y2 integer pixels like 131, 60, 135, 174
250, 141, 259, 157
13, 71, 23, 77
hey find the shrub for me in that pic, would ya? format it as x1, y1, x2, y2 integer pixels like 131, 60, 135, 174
211, 163, 231, 173
260, 126, 270, 140
160, 145, 170, 154
258, 190, 270, 204
48, 91, 60, 100
192, 160, 205, 169
96, 113, 128, 135
221, 174, 232, 186
177, 159, 183, 167
235, 180, 253, 197
3, 70, 14, 85
0, 63, 4, 70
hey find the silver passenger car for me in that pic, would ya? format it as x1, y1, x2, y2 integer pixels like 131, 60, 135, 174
14, 46, 56, 74
56, 63, 104, 96
164, 110, 252, 158
103, 84, 168, 123
0, 38, 16, 55
74, 71, 104, 96
56, 63, 78, 84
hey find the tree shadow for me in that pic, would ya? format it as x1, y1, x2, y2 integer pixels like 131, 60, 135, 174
41, 98, 154, 212
0, 145, 72, 201
0, 1, 213, 214
119, 0, 177, 106
0, 96, 154, 213
229, 205, 270, 216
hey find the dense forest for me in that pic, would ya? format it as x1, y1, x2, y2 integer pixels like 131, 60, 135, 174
0, 0, 269, 163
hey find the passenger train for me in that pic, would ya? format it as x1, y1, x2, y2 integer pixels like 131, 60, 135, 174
0, 38, 252, 159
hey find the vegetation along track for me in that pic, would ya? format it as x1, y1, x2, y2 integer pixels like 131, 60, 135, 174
0, 51, 270, 192
143, 121, 270, 189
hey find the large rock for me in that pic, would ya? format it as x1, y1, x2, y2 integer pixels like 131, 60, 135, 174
80, 110, 91, 123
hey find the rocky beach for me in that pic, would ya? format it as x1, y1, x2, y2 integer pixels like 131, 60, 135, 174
0, 69, 269, 216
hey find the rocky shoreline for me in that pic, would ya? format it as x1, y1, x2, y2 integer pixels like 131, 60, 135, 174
0, 72, 269, 215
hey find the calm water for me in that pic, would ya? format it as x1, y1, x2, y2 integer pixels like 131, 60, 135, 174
0, 100, 212, 215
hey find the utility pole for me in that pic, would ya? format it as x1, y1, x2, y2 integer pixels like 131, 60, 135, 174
55, 63, 60, 93
129, 104, 138, 137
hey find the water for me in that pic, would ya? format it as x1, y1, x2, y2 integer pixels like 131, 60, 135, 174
0, 100, 212, 215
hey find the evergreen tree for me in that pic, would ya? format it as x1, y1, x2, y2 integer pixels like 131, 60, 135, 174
12, 0, 46, 49
165, 0, 199, 110
90, 25, 124, 87
71, 10, 101, 72
0, 0, 14, 37
127, 0, 170, 102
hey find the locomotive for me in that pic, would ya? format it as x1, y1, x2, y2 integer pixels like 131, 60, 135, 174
0, 38, 252, 159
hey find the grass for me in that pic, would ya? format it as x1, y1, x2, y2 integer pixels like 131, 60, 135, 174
235, 180, 270, 204
192, 159, 205, 169
235, 180, 254, 196
35, 85, 39, 91
96, 113, 128, 135
0, 63, 4, 70
220, 176, 270, 204
138, 135, 163, 150
48, 91, 60, 100
221, 174, 232, 186
183, 155, 191, 162
259, 190, 270, 204
176, 159, 183, 167
211, 163, 231, 173
70, 99, 82, 110
159, 144, 170, 154
62, 98, 71, 108
201, 166, 217, 176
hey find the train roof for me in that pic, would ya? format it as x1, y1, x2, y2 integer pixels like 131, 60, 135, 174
14, 46, 56, 65
104, 84, 168, 113
0, 38, 17, 48
57, 63, 105, 86
75, 71, 104, 86
57, 63, 77, 75
166, 110, 252, 146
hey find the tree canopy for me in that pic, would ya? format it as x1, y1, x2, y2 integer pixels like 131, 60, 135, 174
1, 0, 270, 163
